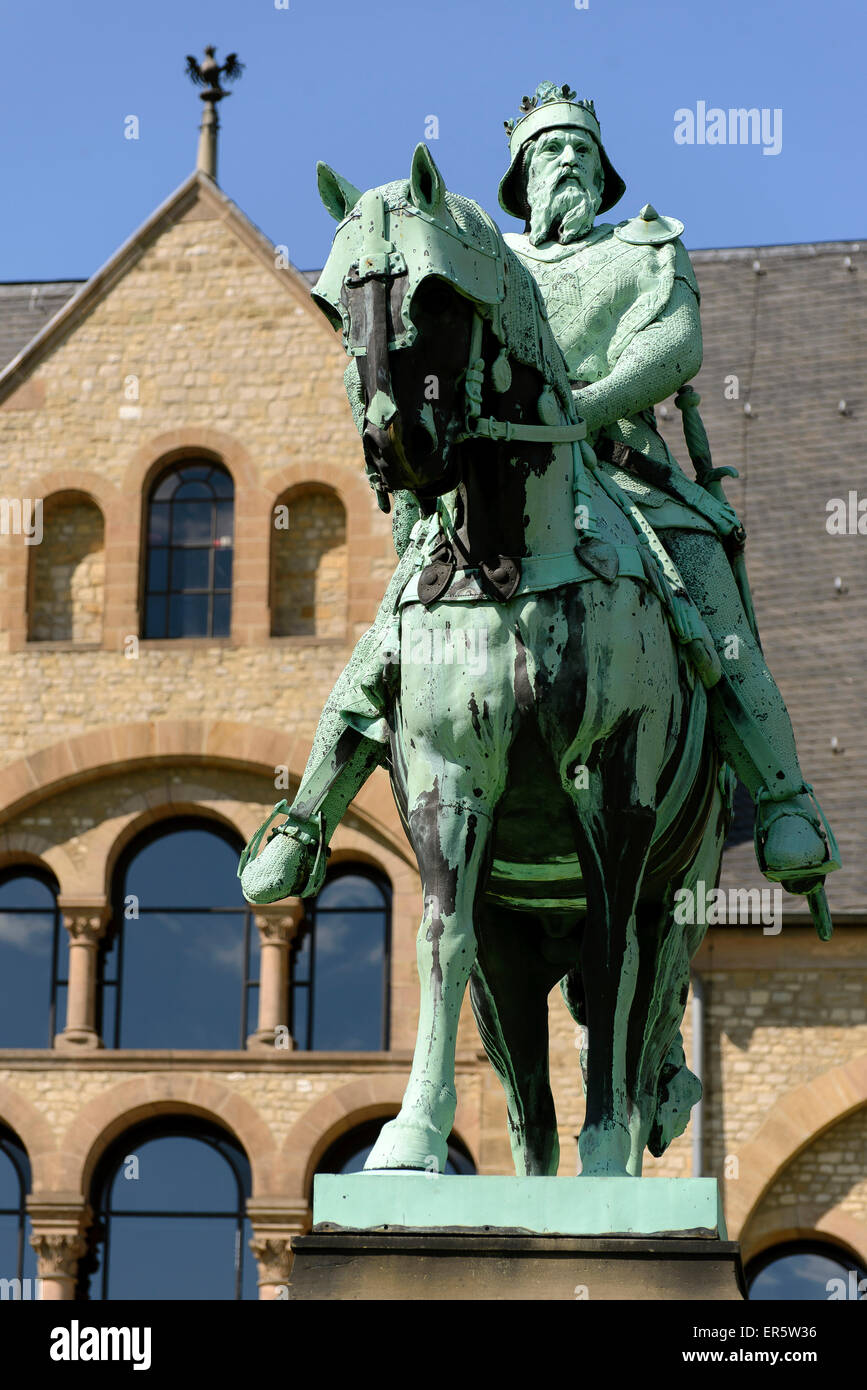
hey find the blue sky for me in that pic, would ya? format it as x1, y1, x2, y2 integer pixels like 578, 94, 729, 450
0, 0, 863, 282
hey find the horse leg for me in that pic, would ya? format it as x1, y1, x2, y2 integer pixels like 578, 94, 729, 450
638, 778, 729, 1169
364, 602, 517, 1172
532, 584, 670, 1176
569, 769, 656, 1176
363, 791, 501, 1172
470, 904, 565, 1176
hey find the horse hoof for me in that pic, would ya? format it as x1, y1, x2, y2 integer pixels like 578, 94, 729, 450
240, 833, 313, 904
363, 1117, 448, 1174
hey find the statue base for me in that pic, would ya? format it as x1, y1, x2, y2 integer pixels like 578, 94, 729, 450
288, 1175, 745, 1301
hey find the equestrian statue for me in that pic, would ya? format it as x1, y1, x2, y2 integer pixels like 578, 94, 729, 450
238, 82, 839, 1179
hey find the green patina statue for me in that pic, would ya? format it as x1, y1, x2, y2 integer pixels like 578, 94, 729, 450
238, 84, 839, 1179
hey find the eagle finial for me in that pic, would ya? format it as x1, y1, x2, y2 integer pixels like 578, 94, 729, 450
185, 45, 245, 99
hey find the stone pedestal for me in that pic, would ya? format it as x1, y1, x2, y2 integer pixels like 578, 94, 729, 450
289, 1230, 744, 1300
288, 1174, 745, 1301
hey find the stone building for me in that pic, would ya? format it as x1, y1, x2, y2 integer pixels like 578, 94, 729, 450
0, 135, 863, 1299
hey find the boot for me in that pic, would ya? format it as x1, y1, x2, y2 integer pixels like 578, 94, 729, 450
754, 784, 840, 893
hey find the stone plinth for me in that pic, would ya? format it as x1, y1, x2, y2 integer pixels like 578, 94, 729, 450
288, 1174, 744, 1300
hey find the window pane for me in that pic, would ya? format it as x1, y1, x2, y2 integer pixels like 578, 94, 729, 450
147, 547, 169, 592
169, 593, 208, 637
0, 877, 55, 910
214, 549, 232, 589
102, 1216, 256, 1300
0, 875, 57, 1047
171, 500, 213, 544
119, 910, 245, 1049
108, 1136, 240, 1213
312, 909, 385, 1050
212, 470, 234, 499
118, 828, 249, 1049
153, 474, 179, 502
318, 875, 387, 911
749, 1250, 867, 1300
144, 595, 167, 639
126, 829, 243, 908
215, 500, 234, 540
148, 502, 171, 540
174, 480, 214, 500
213, 594, 231, 637
171, 547, 211, 591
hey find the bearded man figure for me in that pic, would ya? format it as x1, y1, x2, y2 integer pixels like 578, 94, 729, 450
496, 80, 836, 893
239, 81, 838, 911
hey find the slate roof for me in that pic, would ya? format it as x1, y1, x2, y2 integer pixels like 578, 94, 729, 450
0, 281, 83, 373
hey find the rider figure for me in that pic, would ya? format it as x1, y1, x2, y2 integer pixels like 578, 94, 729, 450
494, 81, 835, 892
240, 82, 838, 905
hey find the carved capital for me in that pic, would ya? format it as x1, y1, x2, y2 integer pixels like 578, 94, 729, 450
254, 900, 305, 944
30, 1232, 88, 1279
249, 1236, 294, 1286
58, 900, 110, 944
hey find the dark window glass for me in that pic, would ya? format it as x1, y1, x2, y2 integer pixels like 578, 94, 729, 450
291, 866, 391, 1051
0, 1127, 37, 1286
81, 1119, 256, 1301
101, 822, 259, 1050
316, 1117, 476, 1176
0, 870, 65, 1047
747, 1240, 867, 1300
143, 461, 233, 639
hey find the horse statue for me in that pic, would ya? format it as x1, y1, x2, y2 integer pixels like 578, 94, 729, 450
240, 144, 737, 1179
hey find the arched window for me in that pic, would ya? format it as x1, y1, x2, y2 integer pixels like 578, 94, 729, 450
100, 820, 258, 1050
746, 1239, 867, 1300
79, 1118, 256, 1301
0, 1126, 36, 1287
316, 1117, 476, 1177
28, 492, 105, 643
143, 460, 233, 638
270, 487, 347, 637
291, 865, 391, 1052
0, 867, 65, 1047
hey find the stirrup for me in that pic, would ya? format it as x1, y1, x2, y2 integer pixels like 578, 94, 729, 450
238, 800, 330, 897
754, 783, 840, 888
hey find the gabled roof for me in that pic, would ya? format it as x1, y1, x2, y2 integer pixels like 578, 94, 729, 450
0, 170, 322, 404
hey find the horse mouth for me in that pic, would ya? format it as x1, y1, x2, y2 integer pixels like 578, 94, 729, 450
363, 416, 460, 500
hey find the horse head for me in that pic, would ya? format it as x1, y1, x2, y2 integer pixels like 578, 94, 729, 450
312, 144, 505, 507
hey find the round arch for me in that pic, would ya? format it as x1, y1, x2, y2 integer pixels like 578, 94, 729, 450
726, 1057, 867, 1240
0, 1083, 55, 1187
55, 1075, 278, 1199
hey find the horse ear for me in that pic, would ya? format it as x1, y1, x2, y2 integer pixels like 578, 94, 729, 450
409, 143, 446, 216
316, 162, 362, 221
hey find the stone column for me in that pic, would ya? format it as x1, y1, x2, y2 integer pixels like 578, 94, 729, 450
247, 901, 305, 1051
55, 899, 110, 1050
28, 1199, 91, 1301
248, 1199, 310, 1299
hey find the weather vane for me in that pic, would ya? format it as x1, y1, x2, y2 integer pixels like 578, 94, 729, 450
185, 45, 244, 182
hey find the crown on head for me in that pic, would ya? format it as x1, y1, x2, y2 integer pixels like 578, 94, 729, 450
503, 82, 596, 139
